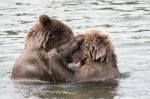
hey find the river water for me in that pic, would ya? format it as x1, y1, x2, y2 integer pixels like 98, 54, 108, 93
0, 0, 150, 99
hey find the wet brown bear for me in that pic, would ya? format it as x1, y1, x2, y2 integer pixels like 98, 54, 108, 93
72, 28, 121, 82
25, 14, 74, 51
11, 14, 77, 82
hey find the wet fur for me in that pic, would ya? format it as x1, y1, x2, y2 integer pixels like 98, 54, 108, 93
12, 14, 75, 82
25, 14, 74, 52
73, 28, 120, 82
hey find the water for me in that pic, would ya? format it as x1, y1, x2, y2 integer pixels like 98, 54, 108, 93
0, 0, 150, 98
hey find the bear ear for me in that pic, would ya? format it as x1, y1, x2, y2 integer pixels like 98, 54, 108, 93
39, 14, 52, 27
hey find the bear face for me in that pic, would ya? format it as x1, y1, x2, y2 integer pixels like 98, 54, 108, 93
71, 28, 120, 82
25, 14, 74, 52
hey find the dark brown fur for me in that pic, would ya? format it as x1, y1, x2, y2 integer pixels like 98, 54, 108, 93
25, 14, 74, 52
46, 36, 84, 83
12, 14, 76, 82
12, 39, 81, 83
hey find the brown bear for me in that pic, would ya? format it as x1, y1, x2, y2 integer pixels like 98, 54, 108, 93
71, 28, 121, 82
11, 14, 78, 83
25, 14, 74, 52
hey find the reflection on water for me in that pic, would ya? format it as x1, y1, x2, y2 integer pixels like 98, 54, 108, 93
0, 0, 150, 99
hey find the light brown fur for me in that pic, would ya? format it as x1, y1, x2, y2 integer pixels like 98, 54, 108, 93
73, 28, 120, 82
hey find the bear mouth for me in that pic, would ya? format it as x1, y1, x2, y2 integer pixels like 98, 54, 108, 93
68, 59, 82, 71
74, 59, 81, 69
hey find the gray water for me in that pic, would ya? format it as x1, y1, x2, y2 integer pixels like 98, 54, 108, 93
0, 0, 150, 99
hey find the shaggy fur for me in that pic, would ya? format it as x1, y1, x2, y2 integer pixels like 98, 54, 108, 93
73, 28, 120, 82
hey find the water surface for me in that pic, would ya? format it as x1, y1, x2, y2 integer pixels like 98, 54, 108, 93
0, 0, 150, 99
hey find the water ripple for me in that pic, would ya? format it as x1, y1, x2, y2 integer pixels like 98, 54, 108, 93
0, 0, 150, 99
